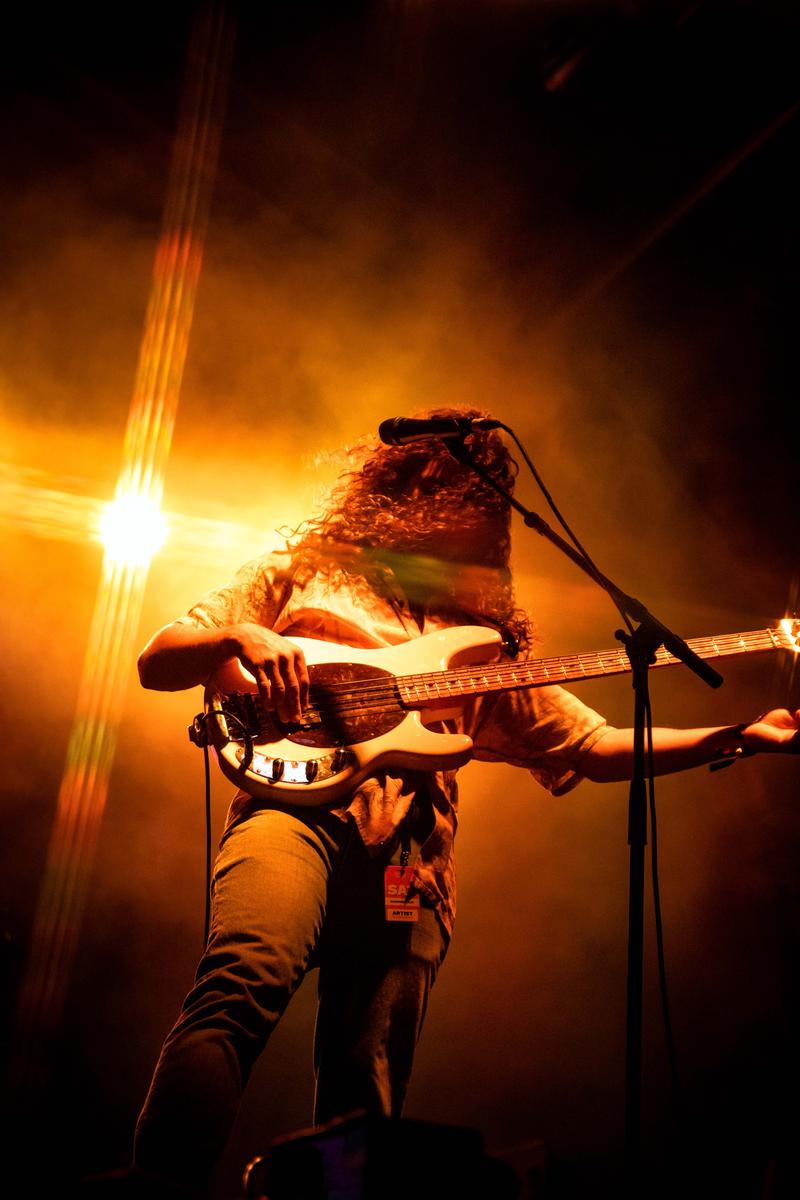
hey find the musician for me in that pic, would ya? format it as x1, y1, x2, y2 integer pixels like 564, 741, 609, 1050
130, 411, 799, 1197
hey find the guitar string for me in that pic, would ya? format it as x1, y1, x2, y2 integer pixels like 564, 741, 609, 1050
307, 629, 778, 698
230, 630, 782, 725
302, 631, 778, 706
274, 633, 779, 712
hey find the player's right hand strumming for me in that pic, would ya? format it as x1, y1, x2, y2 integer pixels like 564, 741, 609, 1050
229, 622, 310, 724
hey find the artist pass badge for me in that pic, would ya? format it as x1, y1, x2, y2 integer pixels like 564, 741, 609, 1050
384, 864, 420, 923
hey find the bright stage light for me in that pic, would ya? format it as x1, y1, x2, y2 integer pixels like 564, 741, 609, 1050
780, 616, 800, 652
98, 492, 168, 566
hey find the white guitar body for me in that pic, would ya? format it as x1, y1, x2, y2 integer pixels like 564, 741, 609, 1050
199, 618, 797, 807
203, 625, 504, 806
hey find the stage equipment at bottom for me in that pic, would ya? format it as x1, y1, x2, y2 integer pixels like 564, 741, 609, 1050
242, 1111, 522, 1199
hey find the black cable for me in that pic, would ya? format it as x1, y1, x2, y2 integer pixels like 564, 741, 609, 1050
500, 420, 687, 1154
502, 424, 598, 571
206, 705, 253, 761
203, 741, 212, 948
501, 422, 635, 638
197, 704, 257, 949
645, 688, 685, 1122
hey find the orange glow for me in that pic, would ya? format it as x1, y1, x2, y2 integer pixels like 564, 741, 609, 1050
0, 462, 104, 546
98, 492, 168, 566
9, 5, 235, 1102
0, 462, 277, 568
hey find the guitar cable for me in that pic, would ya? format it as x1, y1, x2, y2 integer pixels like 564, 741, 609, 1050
645, 692, 686, 1127
202, 739, 212, 948
193, 707, 253, 949
501, 423, 614, 603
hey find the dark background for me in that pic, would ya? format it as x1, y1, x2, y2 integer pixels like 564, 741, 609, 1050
1, 3, 798, 1196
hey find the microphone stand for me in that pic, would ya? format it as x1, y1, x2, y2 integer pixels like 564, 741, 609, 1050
445, 436, 723, 1193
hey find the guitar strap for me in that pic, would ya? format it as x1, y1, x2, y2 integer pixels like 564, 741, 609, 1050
452, 608, 520, 658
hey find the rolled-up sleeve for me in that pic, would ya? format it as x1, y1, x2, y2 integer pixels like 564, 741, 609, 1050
469, 683, 613, 796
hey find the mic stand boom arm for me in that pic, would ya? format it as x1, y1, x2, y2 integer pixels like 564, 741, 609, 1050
446, 435, 722, 1193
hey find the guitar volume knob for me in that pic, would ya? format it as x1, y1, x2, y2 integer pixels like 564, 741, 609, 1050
331, 749, 348, 774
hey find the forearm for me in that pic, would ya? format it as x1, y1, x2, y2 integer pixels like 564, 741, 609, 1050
138, 619, 310, 721
581, 721, 787, 783
137, 622, 240, 691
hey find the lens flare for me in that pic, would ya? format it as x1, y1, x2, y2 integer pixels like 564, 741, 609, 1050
779, 616, 800, 652
8, 3, 235, 1108
98, 492, 168, 565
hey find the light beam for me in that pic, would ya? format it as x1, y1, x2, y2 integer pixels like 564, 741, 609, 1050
7, 4, 235, 1105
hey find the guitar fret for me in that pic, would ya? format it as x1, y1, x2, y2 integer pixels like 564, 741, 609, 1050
393, 626, 792, 708
211, 621, 797, 810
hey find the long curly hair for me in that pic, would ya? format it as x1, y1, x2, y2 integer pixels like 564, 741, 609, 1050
286, 407, 534, 653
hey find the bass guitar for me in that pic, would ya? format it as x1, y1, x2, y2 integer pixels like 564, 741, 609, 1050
195, 620, 799, 805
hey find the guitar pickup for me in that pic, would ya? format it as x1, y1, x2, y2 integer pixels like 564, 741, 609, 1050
283, 709, 322, 734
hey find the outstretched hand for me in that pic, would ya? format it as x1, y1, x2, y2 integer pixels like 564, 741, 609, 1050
742, 708, 800, 754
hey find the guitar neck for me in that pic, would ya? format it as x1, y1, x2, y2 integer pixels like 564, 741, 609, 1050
397, 627, 787, 706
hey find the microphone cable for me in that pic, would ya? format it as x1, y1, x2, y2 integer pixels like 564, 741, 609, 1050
500, 419, 686, 1128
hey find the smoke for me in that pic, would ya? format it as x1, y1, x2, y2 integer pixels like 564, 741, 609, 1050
1, 3, 797, 1194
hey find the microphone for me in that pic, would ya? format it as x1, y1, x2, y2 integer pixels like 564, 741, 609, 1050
378, 415, 502, 445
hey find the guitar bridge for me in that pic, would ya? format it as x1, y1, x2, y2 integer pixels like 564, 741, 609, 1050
218, 693, 323, 740
217, 691, 262, 739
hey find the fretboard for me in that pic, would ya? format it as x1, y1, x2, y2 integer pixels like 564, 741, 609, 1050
396, 627, 788, 707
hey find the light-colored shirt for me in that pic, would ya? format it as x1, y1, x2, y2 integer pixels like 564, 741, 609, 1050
179, 553, 611, 934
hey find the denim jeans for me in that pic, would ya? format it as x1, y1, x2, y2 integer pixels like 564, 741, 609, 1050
133, 805, 448, 1191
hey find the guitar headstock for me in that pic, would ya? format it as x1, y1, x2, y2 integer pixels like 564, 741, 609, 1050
777, 617, 800, 653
